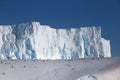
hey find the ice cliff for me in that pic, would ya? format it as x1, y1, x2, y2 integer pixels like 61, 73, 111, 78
0, 22, 111, 60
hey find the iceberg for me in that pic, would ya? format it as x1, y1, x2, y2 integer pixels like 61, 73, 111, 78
0, 22, 111, 60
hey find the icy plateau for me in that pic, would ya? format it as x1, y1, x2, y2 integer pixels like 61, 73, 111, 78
0, 22, 111, 60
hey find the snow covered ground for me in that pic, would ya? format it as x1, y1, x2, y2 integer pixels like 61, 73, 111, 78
0, 57, 119, 80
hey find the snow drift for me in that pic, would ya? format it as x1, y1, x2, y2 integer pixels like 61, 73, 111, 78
0, 22, 111, 60
0, 57, 119, 80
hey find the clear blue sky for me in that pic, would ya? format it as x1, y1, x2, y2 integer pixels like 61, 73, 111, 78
0, 0, 120, 56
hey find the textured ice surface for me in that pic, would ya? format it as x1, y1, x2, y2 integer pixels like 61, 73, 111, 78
0, 22, 111, 60
77, 75, 97, 80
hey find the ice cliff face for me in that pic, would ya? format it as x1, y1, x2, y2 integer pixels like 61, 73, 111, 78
0, 22, 111, 60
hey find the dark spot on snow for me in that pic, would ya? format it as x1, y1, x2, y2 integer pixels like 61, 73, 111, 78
5, 63, 7, 64
43, 60, 45, 62
68, 60, 71, 62
83, 59, 87, 63
9, 63, 11, 64
11, 66, 14, 68
24, 65, 26, 68
74, 71, 77, 73
58, 61, 60, 63
65, 63, 71, 67
91, 58, 94, 60
97, 58, 100, 60
88, 75, 97, 79
72, 68, 76, 70
78, 58, 82, 60
2, 72, 5, 75
0, 61, 3, 64
34, 66, 37, 68
33, 60, 36, 62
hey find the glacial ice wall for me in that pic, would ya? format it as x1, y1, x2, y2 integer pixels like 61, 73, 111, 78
0, 22, 111, 60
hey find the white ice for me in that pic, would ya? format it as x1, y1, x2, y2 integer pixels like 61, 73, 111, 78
0, 22, 111, 60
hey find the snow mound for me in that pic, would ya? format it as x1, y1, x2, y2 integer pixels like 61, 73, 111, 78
77, 75, 97, 80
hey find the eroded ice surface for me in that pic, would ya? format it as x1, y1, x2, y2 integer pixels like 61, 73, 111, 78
0, 22, 111, 60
